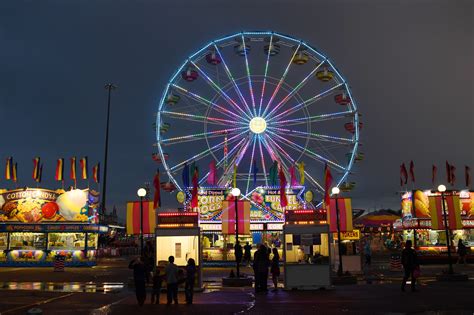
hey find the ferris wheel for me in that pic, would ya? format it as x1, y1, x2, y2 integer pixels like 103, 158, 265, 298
155, 31, 361, 206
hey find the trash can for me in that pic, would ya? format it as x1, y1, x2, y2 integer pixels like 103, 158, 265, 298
389, 253, 402, 271
53, 255, 66, 272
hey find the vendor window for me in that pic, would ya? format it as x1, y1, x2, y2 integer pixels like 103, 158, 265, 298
9, 233, 46, 250
48, 233, 86, 250
285, 233, 329, 264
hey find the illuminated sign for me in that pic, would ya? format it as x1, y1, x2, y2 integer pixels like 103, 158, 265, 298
157, 212, 198, 227
334, 229, 360, 240
285, 209, 326, 224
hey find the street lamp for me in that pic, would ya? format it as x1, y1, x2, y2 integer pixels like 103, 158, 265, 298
438, 184, 454, 274
331, 186, 344, 277
137, 188, 147, 256
101, 83, 116, 215
231, 187, 241, 278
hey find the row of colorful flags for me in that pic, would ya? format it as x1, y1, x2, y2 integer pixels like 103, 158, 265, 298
3, 157, 100, 184
400, 161, 471, 188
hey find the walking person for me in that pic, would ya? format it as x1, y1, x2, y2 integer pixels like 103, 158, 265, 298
185, 258, 196, 304
457, 239, 467, 264
235, 241, 243, 269
270, 248, 280, 292
151, 268, 163, 304
129, 256, 147, 306
243, 242, 252, 266
401, 240, 419, 292
253, 244, 270, 293
165, 256, 179, 305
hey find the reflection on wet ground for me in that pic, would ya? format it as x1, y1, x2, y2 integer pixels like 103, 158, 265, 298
0, 282, 124, 293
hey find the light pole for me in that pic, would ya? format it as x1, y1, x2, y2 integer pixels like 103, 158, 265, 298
101, 83, 116, 215
438, 184, 454, 274
332, 187, 344, 277
231, 187, 241, 278
137, 187, 147, 256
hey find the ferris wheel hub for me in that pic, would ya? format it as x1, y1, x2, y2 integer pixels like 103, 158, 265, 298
249, 117, 267, 134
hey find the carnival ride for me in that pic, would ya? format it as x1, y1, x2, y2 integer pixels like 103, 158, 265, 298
154, 31, 361, 209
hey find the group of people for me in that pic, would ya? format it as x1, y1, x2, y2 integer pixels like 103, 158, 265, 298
129, 255, 196, 306
252, 244, 280, 293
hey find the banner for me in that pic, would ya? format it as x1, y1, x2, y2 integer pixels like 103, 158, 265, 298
428, 196, 444, 230
327, 198, 353, 232
126, 201, 155, 235
221, 200, 250, 235
446, 195, 462, 229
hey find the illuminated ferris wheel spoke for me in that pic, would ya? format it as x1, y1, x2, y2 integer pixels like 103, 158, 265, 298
262, 135, 291, 179
275, 110, 354, 127
268, 126, 354, 145
257, 136, 269, 186
267, 83, 344, 123
198, 137, 247, 185
160, 127, 247, 145
161, 110, 246, 127
245, 135, 257, 194
267, 130, 345, 171
169, 130, 248, 172
260, 42, 301, 118
189, 61, 252, 120
258, 34, 273, 116
172, 84, 244, 121
241, 34, 257, 116
213, 44, 254, 117
264, 59, 326, 120
220, 136, 252, 187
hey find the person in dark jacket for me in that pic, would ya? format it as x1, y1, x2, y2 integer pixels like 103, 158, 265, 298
129, 256, 147, 306
270, 248, 280, 291
253, 244, 270, 293
235, 241, 243, 268
185, 258, 197, 304
243, 242, 252, 266
401, 240, 418, 292
457, 239, 467, 264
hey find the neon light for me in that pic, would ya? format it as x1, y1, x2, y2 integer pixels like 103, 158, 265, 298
258, 34, 273, 116
257, 136, 268, 186
160, 127, 247, 144
241, 34, 257, 116
245, 135, 257, 194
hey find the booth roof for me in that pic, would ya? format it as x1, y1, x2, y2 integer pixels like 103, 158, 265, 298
354, 209, 401, 228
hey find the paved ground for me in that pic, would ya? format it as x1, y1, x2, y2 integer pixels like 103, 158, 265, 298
0, 257, 473, 315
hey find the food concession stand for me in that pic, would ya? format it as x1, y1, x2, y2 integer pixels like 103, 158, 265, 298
283, 210, 331, 290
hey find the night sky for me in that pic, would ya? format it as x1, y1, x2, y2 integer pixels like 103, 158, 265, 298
1, 0, 472, 221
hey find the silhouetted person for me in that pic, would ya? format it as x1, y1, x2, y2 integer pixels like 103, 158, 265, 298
243, 242, 252, 265
129, 256, 147, 306
364, 241, 372, 266
165, 256, 179, 304
151, 269, 162, 304
235, 241, 243, 269
253, 244, 270, 293
143, 240, 154, 283
457, 239, 467, 264
185, 258, 196, 304
401, 240, 418, 292
270, 248, 280, 291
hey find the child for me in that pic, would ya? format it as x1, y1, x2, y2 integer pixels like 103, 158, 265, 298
151, 269, 162, 304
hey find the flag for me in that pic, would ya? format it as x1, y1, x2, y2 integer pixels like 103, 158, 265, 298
446, 195, 462, 229
409, 160, 415, 183
126, 201, 156, 235
400, 163, 408, 185
32, 157, 40, 181
70, 157, 77, 180
450, 164, 456, 186
12, 163, 17, 182
289, 165, 298, 187
191, 167, 199, 208
432, 165, 437, 186
207, 160, 217, 185
269, 160, 278, 186
327, 197, 353, 232
279, 166, 288, 208
80, 157, 88, 180
466, 166, 471, 188
5, 157, 12, 180
182, 163, 190, 189
428, 196, 444, 230
36, 164, 43, 183
221, 200, 251, 235
55, 158, 64, 181
252, 159, 258, 188
297, 161, 305, 185
232, 164, 237, 187
324, 163, 333, 207
153, 169, 161, 209
92, 163, 100, 183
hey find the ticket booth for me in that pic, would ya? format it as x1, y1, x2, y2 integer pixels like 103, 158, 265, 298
155, 212, 202, 289
283, 210, 331, 290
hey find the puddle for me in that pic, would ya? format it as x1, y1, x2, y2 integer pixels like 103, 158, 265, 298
0, 282, 124, 293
